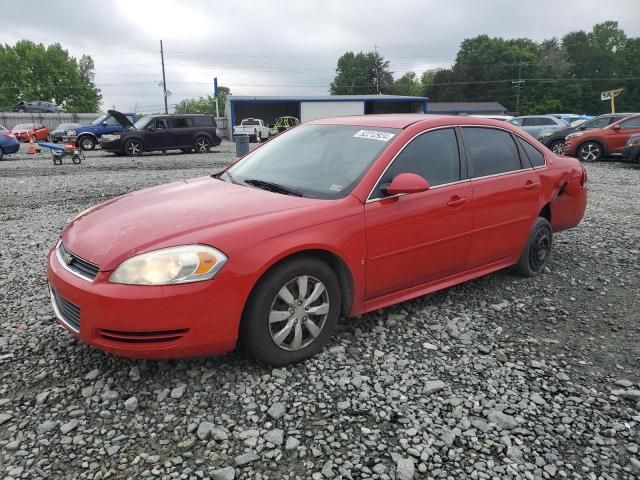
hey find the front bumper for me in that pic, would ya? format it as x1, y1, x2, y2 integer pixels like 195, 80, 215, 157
99, 139, 124, 152
47, 245, 254, 359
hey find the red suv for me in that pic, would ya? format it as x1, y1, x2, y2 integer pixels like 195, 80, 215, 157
564, 114, 640, 162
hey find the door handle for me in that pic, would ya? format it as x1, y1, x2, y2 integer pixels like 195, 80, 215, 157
524, 180, 540, 190
447, 196, 468, 207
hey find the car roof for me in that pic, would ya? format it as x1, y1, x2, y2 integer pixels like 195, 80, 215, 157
308, 114, 522, 130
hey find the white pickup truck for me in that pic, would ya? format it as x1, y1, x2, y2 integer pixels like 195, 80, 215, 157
232, 118, 271, 143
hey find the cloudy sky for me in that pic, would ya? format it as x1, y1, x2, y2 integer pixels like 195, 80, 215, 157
3, 0, 640, 112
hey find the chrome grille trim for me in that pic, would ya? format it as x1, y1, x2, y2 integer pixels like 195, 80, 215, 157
55, 240, 99, 282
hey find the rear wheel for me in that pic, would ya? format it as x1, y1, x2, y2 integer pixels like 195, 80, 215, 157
240, 257, 341, 366
79, 136, 96, 151
194, 136, 211, 153
516, 217, 553, 277
124, 139, 143, 157
578, 141, 602, 162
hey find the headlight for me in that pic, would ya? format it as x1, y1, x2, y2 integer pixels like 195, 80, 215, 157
627, 137, 640, 147
109, 245, 227, 285
539, 130, 553, 138
565, 132, 582, 141
66, 130, 76, 136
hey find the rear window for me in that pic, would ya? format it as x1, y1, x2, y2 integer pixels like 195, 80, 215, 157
462, 127, 522, 177
192, 116, 215, 127
517, 137, 545, 167
242, 119, 260, 126
173, 117, 193, 128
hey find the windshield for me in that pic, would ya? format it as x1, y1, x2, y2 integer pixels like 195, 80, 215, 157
227, 124, 399, 199
133, 116, 153, 130
13, 124, 33, 129
91, 114, 108, 125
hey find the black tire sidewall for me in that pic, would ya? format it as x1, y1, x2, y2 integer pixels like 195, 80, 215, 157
240, 257, 342, 366
517, 217, 553, 277
550, 140, 564, 154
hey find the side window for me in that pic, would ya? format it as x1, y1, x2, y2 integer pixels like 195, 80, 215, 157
521, 118, 535, 127
104, 116, 119, 126
517, 137, 545, 167
463, 127, 522, 178
173, 118, 192, 128
156, 118, 169, 129
620, 118, 640, 129
125, 115, 134, 123
372, 128, 461, 199
587, 117, 610, 129
540, 117, 556, 126
193, 116, 214, 127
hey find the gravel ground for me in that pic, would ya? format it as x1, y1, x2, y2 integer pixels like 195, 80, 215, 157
0, 144, 639, 480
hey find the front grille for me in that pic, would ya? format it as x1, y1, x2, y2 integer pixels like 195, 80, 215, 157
51, 288, 81, 332
97, 328, 189, 344
58, 242, 99, 280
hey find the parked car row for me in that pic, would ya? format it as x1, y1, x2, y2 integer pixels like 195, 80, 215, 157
508, 113, 640, 163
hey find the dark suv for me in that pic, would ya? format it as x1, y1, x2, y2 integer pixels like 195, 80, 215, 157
99, 112, 221, 156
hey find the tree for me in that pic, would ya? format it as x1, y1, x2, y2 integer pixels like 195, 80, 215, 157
385, 72, 422, 96
0, 40, 101, 112
330, 51, 393, 95
175, 87, 230, 116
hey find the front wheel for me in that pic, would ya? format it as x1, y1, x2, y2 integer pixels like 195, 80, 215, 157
578, 141, 602, 162
79, 136, 96, 151
124, 139, 143, 157
549, 140, 565, 155
194, 136, 211, 153
240, 257, 342, 366
516, 217, 553, 277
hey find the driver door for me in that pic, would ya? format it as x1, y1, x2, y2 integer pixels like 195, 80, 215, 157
364, 128, 473, 299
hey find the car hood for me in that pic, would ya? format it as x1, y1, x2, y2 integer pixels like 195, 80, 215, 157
108, 110, 136, 129
62, 176, 331, 270
552, 126, 578, 137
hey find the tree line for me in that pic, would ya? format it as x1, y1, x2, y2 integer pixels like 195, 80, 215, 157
330, 21, 640, 115
0, 40, 102, 112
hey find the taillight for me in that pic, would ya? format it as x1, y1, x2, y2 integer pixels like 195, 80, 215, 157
216, 128, 221, 136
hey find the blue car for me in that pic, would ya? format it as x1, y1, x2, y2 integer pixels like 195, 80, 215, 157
67, 111, 141, 151
0, 126, 20, 160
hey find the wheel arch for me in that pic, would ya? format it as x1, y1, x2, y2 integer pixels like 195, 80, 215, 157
245, 248, 355, 319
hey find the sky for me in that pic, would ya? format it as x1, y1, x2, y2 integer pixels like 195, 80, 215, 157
2, 0, 640, 113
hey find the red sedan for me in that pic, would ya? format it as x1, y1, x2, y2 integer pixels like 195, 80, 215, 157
11, 123, 50, 143
47, 115, 587, 365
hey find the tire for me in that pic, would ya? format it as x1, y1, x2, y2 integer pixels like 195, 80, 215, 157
180, 148, 193, 153
194, 136, 211, 153
78, 136, 96, 151
124, 139, 143, 157
72, 155, 82, 165
53, 157, 62, 165
549, 140, 565, 155
516, 217, 553, 277
240, 256, 342, 366
578, 141, 602, 162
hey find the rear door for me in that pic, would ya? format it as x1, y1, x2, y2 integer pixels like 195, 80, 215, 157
462, 127, 541, 268
172, 117, 195, 147
364, 127, 473, 298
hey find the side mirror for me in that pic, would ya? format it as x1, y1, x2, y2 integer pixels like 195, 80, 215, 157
383, 173, 430, 196
612, 124, 621, 130
102, 121, 108, 126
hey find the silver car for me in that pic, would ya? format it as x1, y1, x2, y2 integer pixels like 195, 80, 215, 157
507, 115, 569, 140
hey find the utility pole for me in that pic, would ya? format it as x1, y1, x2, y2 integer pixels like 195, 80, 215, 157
160, 40, 168, 114
512, 62, 524, 114
374, 44, 380, 94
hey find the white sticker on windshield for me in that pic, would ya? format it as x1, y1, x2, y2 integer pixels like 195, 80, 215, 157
353, 130, 395, 142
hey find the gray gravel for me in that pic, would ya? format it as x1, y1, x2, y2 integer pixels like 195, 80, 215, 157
1, 145, 639, 479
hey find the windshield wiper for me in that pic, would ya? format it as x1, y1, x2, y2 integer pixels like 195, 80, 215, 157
243, 179, 303, 197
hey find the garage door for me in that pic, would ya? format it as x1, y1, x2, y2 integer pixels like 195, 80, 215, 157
300, 101, 364, 123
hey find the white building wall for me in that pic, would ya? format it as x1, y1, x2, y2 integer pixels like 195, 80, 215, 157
300, 101, 364, 123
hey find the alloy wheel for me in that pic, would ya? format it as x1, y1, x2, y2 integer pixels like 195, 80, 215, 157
81, 138, 94, 150
268, 275, 329, 351
127, 141, 141, 156
196, 138, 210, 152
580, 143, 600, 162
551, 142, 564, 155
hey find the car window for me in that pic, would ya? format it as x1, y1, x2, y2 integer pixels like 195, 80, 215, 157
508, 119, 522, 126
193, 116, 214, 127
584, 117, 612, 129
125, 115, 135, 123
372, 128, 461, 199
521, 118, 538, 127
620, 117, 640, 129
517, 137, 545, 167
103, 116, 120, 126
540, 117, 557, 126
173, 118, 192, 128
156, 119, 169, 129
463, 127, 522, 178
